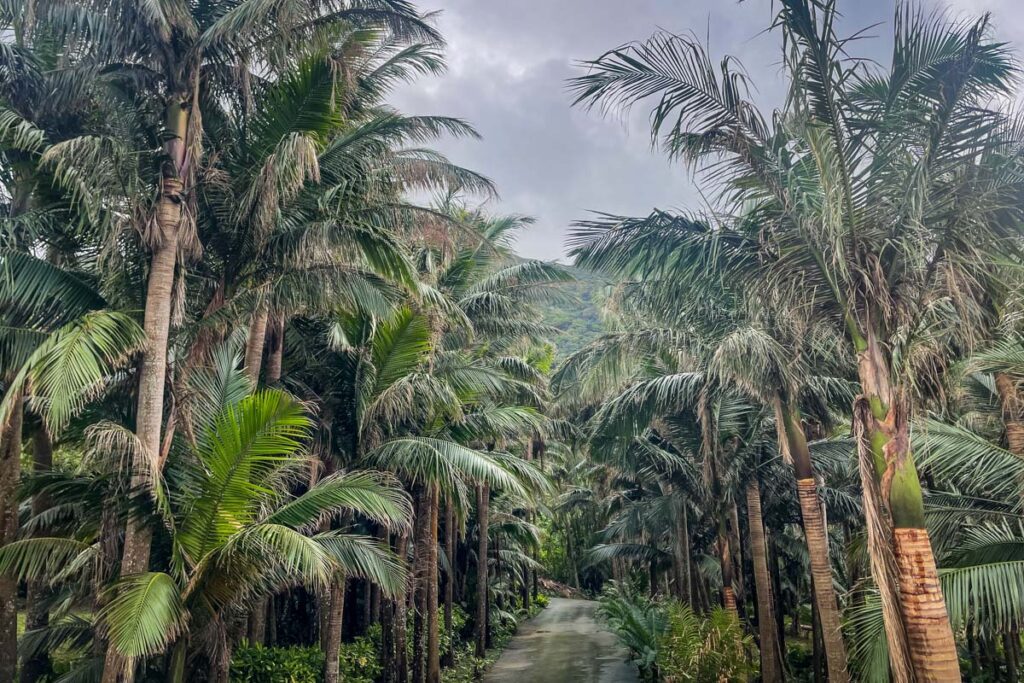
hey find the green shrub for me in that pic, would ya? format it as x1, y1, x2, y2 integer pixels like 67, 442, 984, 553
596, 582, 665, 680
338, 627, 383, 683
656, 604, 758, 683
230, 644, 323, 683
441, 642, 488, 683
231, 631, 384, 683
533, 593, 549, 609
439, 603, 469, 660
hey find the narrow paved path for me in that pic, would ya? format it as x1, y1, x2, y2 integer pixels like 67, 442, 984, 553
482, 598, 639, 683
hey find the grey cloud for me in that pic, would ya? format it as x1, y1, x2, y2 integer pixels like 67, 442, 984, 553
392, 0, 1024, 260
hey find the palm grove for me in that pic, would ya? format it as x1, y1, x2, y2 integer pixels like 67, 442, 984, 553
0, 1, 570, 682
545, 1, 1024, 682
7, 0, 1024, 682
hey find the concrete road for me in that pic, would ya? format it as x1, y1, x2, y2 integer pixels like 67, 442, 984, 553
482, 598, 639, 683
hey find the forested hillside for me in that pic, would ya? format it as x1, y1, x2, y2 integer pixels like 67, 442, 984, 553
541, 266, 606, 362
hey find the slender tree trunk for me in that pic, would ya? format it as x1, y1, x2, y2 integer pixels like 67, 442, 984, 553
371, 583, 381, 627
475, 484, 490, 658
1005, 629, 1019, 683
718, 521, 738, 616
323, 573, 348, 683
395, 532, 410, 683
362, 580, 372, 633
854, 329, 959, 682
382, 593, 396, 681
677, 502, 692, 606
320, 587, 332, 652
996, 370, 1024, 683
105, 98, 190, 683
531, 559, 538, 602
265, 316, 285, 385
746, 481, 783, 683
812, 588, 825, 683
443, 503, 455, 667
412, 488, 430, 683
244, 301, 269, 385
248, 598, 268, 645
426, 487, 440, 683
21, 428, 53, 683
2, 183, 31, 683
0, 397, 23, 683
267, 595, 277, 646
661, 482, 689, 604
769, 533, 786, 656
318, 515, 333, 653
780, 400, 851, 682
728, 500, 745, 612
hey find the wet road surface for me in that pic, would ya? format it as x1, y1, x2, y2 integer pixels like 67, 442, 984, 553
482, 598, 639, 683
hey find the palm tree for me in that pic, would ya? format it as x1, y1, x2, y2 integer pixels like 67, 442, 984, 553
562, 245, 855, 677
24, 8, 436, 670
0, 353, 412, 682
569, 3, 1024, 677
185, 32, 493, 388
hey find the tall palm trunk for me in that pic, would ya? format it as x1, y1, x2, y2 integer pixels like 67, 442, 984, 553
395, 532, 410, 683
244, 300, 269, 384
443, 503, 455, 667
244, 317, 284, 648
106, 98, 191, 683
474, 484, 489, 658
412, 486, 440, 683
323, 573, 348, 683
718, 521, 738, 616
746, 480, 783, 683
248, 601, 268, 646
779, 400, 850, 682
266, 316, 285, 385
411, 485, 441, 683
727, 501, 745, 610
854, 329, 959, 681
426, 487, 440, 683
1, 181, 30, 682
675, 501, 691, 605
21, 427, 54, 683
0, 396, 23, 683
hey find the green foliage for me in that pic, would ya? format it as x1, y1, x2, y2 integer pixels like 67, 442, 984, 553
533, 593, 549, 609
540, 266, 605, 362
440, 642, 488, 683
440, 604, 469, 661
656, 604, 758, 683
596, 582, 666, 680
597, 583, 758, 683
230, 644, 324, 683
339, 626, 384, 683
230, 631, 384, 683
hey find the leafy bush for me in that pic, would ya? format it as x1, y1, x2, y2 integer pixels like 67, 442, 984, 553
441, 641, 489, 683
656, 604, 758, 683
440, 603, 469, 661
533, 593, 549, 609
596, 582, 666, 680
231, 630, 384, 683
489, 606, 519, 646
339, 625, 383, 683
231, 644, 324, 683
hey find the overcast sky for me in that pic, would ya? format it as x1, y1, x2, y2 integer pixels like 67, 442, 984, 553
391, 0, 1023, 261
